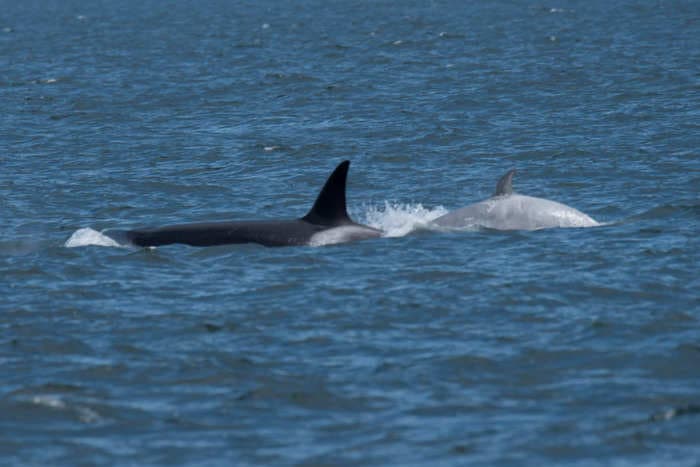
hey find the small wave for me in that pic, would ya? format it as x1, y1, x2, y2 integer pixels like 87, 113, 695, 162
0, 239, 45, 256
622, 203, 699, 224
649, 404, 700, 422
64, 228, 124, 248
32, 395, 67, 409
31, 395, 101, 423
358, 202, 448, 238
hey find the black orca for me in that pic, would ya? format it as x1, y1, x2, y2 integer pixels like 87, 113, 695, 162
119, 161, 382, 248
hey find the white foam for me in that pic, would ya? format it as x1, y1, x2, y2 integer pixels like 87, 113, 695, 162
64, 228, 123, 248
357, 202, 449, 238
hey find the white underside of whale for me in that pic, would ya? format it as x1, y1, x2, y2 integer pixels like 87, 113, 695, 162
308, 224, 382, 246
432, 193, 599, 231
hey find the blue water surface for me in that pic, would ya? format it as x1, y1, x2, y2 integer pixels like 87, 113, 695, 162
2, 0, 699, 465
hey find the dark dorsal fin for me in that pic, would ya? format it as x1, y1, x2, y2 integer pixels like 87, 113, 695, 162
302, 160, 352, 225
494, 169, 516, 196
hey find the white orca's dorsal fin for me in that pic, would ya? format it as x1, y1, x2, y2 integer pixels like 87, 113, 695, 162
302, 160, 352, 225
494, 169, 516, 196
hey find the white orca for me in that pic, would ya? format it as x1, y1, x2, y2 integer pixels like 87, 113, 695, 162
431, 169, 600, 231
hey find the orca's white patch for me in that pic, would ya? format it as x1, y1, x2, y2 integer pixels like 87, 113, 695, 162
308, 225, 381, 247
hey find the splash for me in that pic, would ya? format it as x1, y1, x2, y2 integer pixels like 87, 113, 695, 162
356, 202, 449, 238
64, 228, 124, 248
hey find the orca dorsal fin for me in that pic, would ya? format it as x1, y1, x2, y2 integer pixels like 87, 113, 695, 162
494, 169, 516, 196
302, 160, 352, 225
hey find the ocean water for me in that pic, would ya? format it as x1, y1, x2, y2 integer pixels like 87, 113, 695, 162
2, 0, 699, 465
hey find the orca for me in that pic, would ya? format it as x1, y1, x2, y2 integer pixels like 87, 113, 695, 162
118, 161, 382, 247
431, 169, 599, 231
